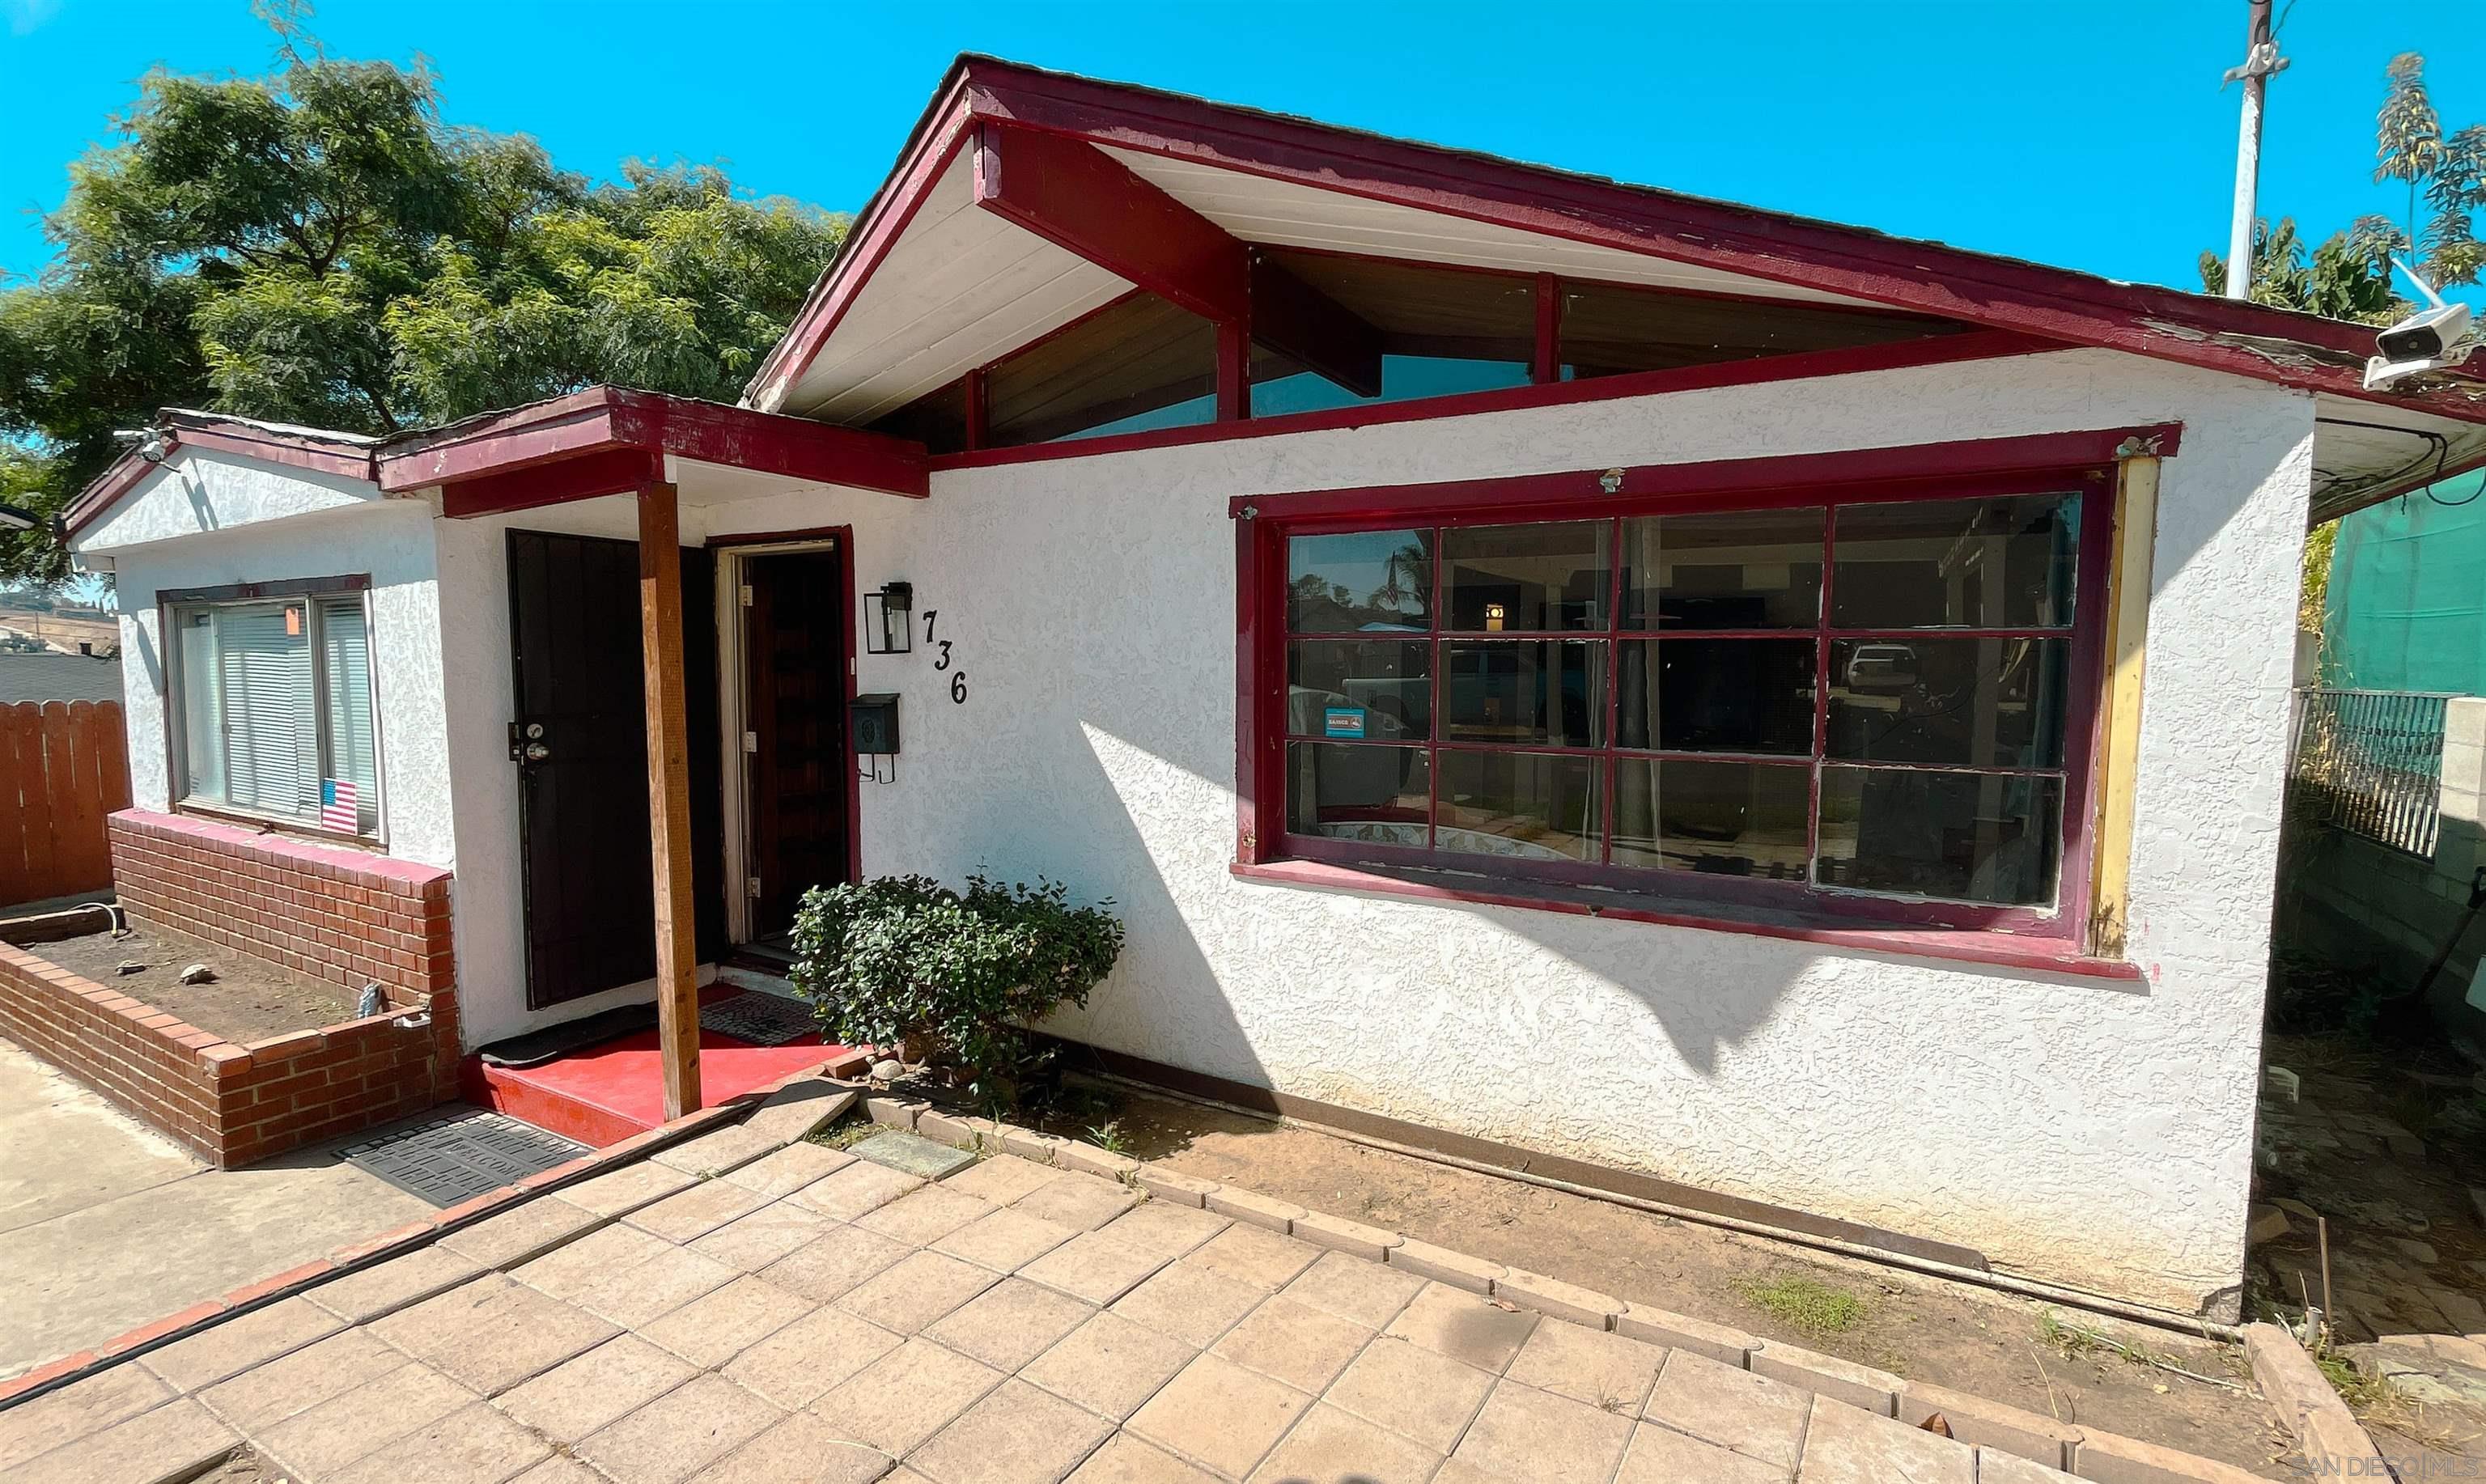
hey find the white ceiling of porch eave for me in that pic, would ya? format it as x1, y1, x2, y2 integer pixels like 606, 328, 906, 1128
781, 150, 1134, 425
1099, 146, 1884, 308
2309, 392, 2486, 524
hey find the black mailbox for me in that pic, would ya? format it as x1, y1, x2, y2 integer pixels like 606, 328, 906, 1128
851, 693, 901, 755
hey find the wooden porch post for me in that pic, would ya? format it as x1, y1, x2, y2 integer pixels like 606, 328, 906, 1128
638, 481, 702, 1118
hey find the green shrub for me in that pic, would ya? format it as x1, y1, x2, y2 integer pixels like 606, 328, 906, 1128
788, 873, 1122, 1109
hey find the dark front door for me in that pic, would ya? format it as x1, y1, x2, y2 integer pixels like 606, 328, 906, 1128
508, 530, 723, 1009
743, 547, 851, 941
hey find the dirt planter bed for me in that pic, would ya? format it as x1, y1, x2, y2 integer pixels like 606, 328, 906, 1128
0, 922, 459, 1168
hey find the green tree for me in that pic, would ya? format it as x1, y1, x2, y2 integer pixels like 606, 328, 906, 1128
2200, 53, 2486, 317
0, 13, 846, 587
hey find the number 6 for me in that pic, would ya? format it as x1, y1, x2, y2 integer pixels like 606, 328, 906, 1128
950, 672, 967, 704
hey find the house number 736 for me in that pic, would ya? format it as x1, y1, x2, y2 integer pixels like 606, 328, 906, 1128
923, 608, 965, 704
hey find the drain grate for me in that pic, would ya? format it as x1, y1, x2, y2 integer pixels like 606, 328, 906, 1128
341, 1110, 589, 1207
698, 990, 817, 1047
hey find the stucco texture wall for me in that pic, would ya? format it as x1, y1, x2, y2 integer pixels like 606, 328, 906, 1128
684, 348, 2311, 1314
86, 455, 454, 867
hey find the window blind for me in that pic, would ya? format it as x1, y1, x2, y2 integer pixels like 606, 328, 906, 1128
317, 596, 379, 833
214, 604, 317, 818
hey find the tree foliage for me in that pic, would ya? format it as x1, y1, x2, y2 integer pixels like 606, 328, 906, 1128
2200, 53, 2486, 320
0, 15, 846, 586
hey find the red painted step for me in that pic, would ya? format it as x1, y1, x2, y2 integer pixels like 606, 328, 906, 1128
460, 990, 853, 1147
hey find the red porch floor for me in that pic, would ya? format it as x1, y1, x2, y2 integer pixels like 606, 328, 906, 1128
460, 991, 855, 1147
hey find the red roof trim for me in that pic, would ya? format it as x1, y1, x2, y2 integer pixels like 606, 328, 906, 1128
754, 55, 2486, 426
67, 388, 930, 538
377, 387, 927, 506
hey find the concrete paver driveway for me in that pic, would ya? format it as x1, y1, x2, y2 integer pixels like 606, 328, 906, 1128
0, 1138, 2005, 1484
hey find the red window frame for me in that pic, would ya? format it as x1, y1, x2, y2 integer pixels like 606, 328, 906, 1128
1233, 448, 2124, 939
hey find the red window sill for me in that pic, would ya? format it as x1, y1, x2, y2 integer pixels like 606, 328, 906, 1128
1229, 857, 2144, 983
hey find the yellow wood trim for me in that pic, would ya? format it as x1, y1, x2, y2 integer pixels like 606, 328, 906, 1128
2087, 456, 2160, 958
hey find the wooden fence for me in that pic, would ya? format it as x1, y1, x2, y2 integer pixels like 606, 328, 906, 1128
0, 701, 130, 907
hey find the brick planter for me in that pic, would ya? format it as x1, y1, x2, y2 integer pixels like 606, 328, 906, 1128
0, 808, 465, 1167
0, 942, 458, 1167
105, 809, 454, 1003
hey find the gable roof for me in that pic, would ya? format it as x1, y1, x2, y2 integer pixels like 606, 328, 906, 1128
749, 56, 2486, 431
63, 388, 927, 541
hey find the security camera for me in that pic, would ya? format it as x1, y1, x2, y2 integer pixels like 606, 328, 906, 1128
2366, 261, 2476, 390
111, 426, 169, 464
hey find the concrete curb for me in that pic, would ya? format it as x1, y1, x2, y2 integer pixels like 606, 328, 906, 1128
2241, 1322, 2394, 1478
0, 1050, 867, 1411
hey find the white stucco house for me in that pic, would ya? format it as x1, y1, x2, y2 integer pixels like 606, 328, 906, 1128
58, 58, 2486, 1317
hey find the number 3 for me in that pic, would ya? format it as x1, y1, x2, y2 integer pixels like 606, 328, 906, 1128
935, 639, 953, 671
950, 672, 968, 704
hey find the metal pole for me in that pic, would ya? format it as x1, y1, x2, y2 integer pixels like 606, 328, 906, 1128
2224, 0, 2286, 299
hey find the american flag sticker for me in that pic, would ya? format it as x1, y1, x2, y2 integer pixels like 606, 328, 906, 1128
320, 778, 360, 833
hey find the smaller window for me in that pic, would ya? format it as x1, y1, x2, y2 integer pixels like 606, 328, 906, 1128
172, 591, 379, 837
1559, 281, 1961, 381
986, 295, 1218, 447
1249, 251, 1535, 417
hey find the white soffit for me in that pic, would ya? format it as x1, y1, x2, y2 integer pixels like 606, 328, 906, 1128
1101, 146, 1881, 308
783, 151, 1132, 423
2309, 392, 2486, 523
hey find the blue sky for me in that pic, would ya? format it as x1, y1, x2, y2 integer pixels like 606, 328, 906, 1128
0, 1, 2480, 300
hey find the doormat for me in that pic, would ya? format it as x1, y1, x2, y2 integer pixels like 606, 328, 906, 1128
699, 990, 817, 1047
475, 1004, 658, 1068
341, 1110, 590, 1207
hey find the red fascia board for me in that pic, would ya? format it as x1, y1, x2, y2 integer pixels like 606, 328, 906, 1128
973, 121, 1248, 323
381, 388, 930, 505
66, 420, 385, 537
1227, 422, 2180, 525
931, 327, 2060, 473
436, 446, 663, 519
952, 61, 2486, 424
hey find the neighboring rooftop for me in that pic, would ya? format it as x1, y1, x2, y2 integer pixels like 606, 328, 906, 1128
0, 652, 123, 706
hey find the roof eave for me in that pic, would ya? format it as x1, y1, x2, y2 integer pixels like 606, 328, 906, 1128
751, 54, 2486, 427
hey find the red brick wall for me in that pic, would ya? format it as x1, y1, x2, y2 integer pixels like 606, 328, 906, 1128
0, 943, 456, 1167
106, 809, 455, 1008
0, 808, 467, 1165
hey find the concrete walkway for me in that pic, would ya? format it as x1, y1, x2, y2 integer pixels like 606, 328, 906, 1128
0, 1036, 431, 1380
0, 1140, 2028, 1484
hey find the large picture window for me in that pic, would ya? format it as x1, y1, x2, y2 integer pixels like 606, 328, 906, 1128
170, 587, 380, 837
1270, 485, 2094, 920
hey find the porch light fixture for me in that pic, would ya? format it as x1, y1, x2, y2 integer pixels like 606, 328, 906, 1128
1485, 602, 1507, 632
864, 581, 914, 655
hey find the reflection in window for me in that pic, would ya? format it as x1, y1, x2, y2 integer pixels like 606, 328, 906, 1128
1288, 530, 1434, 633
1559, 280, 1962, 381
985, 295, 1220, 447
1277, 489, 2082, 913
1436, 750, 1599, 862
1443, 522, 1610, 632
1249, 251, 1534, 418
1624, 509, 1823, 630
1287, 743, 1429, 847
1614, 760, 1810, 877
1442, 642, 1605, 748
1289, 640, 1432, 740
1827, 638, 2070, 769
1617, 638, 1815, 755
1814, 768, 2060, 905
1832, 494, 2080, 630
